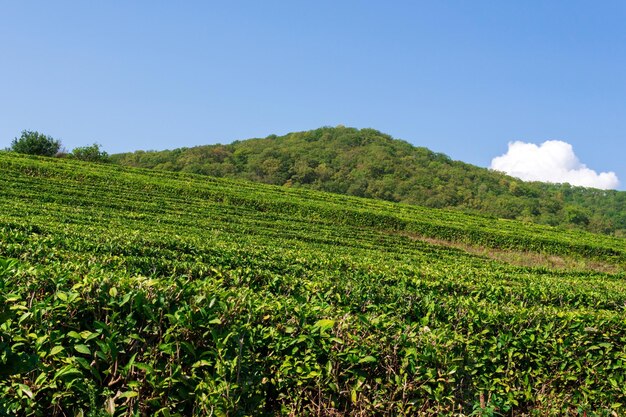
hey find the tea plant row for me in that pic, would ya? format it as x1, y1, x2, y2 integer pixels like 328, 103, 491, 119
1, 153, 625, 416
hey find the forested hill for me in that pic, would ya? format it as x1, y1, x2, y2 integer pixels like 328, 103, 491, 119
111, 126, 626, 236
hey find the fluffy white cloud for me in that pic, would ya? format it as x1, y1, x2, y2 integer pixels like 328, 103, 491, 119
490, 140, 619, 190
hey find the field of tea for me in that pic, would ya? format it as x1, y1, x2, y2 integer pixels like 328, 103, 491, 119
1, 152, 625, 416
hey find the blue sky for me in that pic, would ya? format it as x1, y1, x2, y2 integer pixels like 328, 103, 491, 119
2, 2, 625, 189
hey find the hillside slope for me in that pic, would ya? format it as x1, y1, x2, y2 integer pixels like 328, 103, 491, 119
1, 152, 625, 415
111, 126, 626, 236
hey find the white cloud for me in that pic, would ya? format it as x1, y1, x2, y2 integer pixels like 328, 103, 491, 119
490, 140, 620, 190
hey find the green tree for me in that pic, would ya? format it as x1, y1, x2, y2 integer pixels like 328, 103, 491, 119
70, 143, 109, 163
565, 205, 590, 226
10, 130, 61, 156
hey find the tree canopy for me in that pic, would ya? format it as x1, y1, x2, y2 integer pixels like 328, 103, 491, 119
10, 130, 61, 157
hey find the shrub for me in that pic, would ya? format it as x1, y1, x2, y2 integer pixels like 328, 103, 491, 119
70, 143, 110, 163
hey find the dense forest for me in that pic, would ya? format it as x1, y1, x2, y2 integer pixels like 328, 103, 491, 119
111, 126, 626, 236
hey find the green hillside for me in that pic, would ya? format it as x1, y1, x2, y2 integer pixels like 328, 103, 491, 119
1, 152, 626, 416
111, 126, 626, 236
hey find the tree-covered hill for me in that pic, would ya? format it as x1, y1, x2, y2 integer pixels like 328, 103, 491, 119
111, 126, 626, 236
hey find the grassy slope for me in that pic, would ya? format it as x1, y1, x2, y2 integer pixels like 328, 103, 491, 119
1, 152, 625, 416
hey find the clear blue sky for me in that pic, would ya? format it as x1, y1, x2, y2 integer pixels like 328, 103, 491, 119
2, 2, 625, 189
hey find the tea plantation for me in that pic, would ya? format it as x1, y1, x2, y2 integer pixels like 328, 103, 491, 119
1, 152, 625, 416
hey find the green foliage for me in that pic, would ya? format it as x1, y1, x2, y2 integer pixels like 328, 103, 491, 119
9, 130, 62, 156
110, 126, 626, 236
0, 152, 625, 415
70, 143, 110, 163
565, 205, 591, 226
